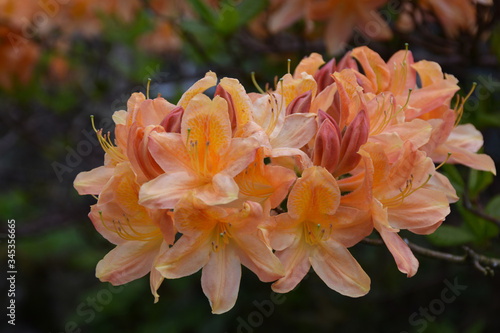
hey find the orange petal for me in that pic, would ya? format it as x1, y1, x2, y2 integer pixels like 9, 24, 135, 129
74, 166, 114, 195
177, 71, 217, 110
310, 239, 370, 297
96, 239, 162, 285
287, 166, 340, 220
201, 247, 241, 314
379, 227, 418, 277
272, 236, 311, 293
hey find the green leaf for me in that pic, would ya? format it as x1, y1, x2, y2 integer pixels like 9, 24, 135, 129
459, 202, 499, 241
468, 168, 493, 200
427, 224, 476, 247
236, 0, 268, 25
215, 3, 240, 34
187, 0, 217, 25
485, 195, 500, 221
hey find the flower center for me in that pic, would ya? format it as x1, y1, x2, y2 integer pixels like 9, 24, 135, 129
303, 221, 332, 245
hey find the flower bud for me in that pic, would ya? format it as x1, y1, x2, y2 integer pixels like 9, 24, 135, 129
313, 117, 341, 173
334, 109, 369, 177
286, 90, 312, 115
160, 106, 184, 133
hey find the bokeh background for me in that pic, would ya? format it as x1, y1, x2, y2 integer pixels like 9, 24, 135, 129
1, 0, 500, 332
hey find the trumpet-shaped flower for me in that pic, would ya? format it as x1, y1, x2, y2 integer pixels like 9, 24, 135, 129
139, 94, 260, 209
89, 162, 174, 302
155, 194, 284, 314
270, 166, 371, 295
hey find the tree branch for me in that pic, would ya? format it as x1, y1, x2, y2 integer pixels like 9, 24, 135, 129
361, 237, 500, 276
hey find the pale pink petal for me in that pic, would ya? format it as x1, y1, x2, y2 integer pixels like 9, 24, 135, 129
139, 171, 201, 209
148, 131, 191, 173
270, 113, 317, 149
272, 237, 311, 293
74, 166, 114, 195
201, 247, 241, 314
195, 173, 239, 206
234, 230, 284, 282
219, 137, 260, 176
310, 239, 370, 297
387, 188, 450, 230
155, 234, 211, 279
379, 227, 419, 277
96, 238, 162, 285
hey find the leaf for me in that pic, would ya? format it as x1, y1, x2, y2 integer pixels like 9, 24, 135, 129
485, 195, 500, 219
236, 0, 268, 25
215, 3, 240, 34
468, 168, 493, 200
187, 0, 217, 25
459, 202, 499, 242
427, 225, 476, 247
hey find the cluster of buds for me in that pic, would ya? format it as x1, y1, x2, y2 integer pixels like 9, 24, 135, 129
74, 45, 495, 314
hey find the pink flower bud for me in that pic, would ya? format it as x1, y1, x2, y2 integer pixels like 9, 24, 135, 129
215, 84, 237, 133
314, 58, 336, 93
160, 106, 184, 133
286, 90, 312, 115
334, 109, 369, 177
313, 117, 341, 173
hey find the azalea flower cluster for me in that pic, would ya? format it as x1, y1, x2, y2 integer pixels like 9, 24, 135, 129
74, 46, 495, 314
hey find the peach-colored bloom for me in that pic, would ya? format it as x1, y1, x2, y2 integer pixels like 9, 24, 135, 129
139, 94, 260, 209
271, 166, 371, 295
155, 194, 284, 313
89, 163, 174, 302
343, 141, 452, 277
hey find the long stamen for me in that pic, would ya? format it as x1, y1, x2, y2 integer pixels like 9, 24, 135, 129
454, 83, 476, 127
251, 72, 265, 94
382, 174, 432, 208
435, 153, 452, 170
91, 115, 126, 162
147, 78, 151, 99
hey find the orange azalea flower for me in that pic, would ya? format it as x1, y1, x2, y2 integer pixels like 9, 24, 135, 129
73, 93, 172, 194
139, 93, 260, 209
343, 141, 452, 277
270, 166, 371, 295
74, 72, 217, 195
233, 148, 296, 210
350, 46, 496, 175
89, 163, 174, 302
155, 194, 284, 314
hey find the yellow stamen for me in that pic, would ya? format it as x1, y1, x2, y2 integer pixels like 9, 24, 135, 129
212, 222, 233, 252
435, 153, 452, 170
251, 72, 265, 94
98, 211, 161, 241
147, 78, 151, 99
91, 115, 126, 163
381, 174, 432, 208
303, 221, 332, 245
454, 82, 476, 127
287, 59, 291, 75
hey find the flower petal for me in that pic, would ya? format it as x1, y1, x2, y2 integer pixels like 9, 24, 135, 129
310, 239, 370, 297
96, 239, 162, 285
201, 247, 242, 314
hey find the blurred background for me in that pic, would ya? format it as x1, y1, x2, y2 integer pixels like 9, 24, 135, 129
1, 0, 500, 332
